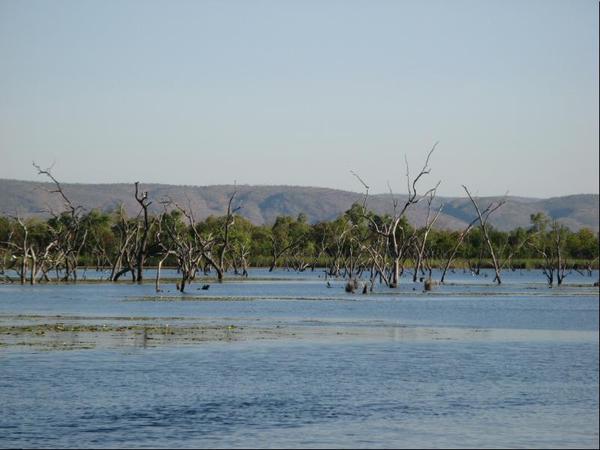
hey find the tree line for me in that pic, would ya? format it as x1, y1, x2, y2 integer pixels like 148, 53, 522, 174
1, 161, 598, 291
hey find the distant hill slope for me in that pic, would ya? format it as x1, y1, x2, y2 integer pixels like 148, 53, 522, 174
0, 179, 597, 231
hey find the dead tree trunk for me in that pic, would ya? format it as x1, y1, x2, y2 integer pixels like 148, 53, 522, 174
462, 186, 505, 284
440, 218, 478, 283
553, 222, 569, 286
134, 182, 152, 283
216, 188, 241, 282
412, 191, 443, 282
19, 220, 28, 285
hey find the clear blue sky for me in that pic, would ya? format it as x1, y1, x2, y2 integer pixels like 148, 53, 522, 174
0, 0, 598, 197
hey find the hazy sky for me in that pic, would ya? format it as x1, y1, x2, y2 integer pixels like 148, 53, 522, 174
0, 0, 598, 197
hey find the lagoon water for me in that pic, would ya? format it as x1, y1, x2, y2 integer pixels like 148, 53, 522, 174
1, 269, 598, 448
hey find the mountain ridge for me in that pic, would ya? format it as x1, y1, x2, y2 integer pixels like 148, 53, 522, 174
0, 179, 597, 231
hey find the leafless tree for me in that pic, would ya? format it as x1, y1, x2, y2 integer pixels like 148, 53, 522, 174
325, 221, 353, 277
110, 205, 139, 281
528, 219, 570, 286
158, 202, 205, 292
161, 199, 223, 291
153, 211, 177, 292
216, 188, 242, 282
355, 143, 440, 288
412, 189, 443, 282
134, 182, 152, 282
462, 186, 505, 284
439, 217, 479, 283
231, 240, 251, 277
33, 163, 87, 282
1, 215, 30, 284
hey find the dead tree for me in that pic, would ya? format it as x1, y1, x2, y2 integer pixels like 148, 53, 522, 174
216, 188, 242, 282
529, 218, 570, 286
24, 218, 57, 284
158, 204, 204, 292
325, 219, 353, 277
33, 163, 87, 282
2, 216, 30, 284
0, 223, 13, 283
110, 206, 139, 281
231, 239, 251, 277
439, 217, 479, 283
134, 182, 152, 283
158, 199, 224, 291
438, 198, 520, 284
110, 185, 156, 283
412, 189, 443, 282
1, 213, 62, 285
551, 223, 568, 285
354, 143, 440, 288
153, 212, 177, 292
462, 186, 505, 284
358, 231, 391, 286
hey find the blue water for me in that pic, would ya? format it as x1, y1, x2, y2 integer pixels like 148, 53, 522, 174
3, 266, 598, 285
0, 269, 598, 448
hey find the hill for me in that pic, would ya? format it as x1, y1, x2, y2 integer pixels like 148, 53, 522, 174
0, 179, 597, 231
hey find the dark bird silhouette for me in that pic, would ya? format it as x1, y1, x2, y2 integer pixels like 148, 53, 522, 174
326, 281, 332, 288
201, 284, 210, 290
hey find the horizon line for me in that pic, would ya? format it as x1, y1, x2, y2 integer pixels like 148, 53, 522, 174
1, 177, 598, 200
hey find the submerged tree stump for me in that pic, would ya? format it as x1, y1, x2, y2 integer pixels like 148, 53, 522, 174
424, 278, 436, 291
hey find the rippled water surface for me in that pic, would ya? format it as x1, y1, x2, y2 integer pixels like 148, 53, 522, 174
1, 269, 598, 448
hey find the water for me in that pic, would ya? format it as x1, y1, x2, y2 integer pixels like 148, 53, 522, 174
1, 269, 598, 448
3, 266, 598, 284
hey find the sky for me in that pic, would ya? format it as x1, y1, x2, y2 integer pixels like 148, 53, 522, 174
0, 0, 598, 197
